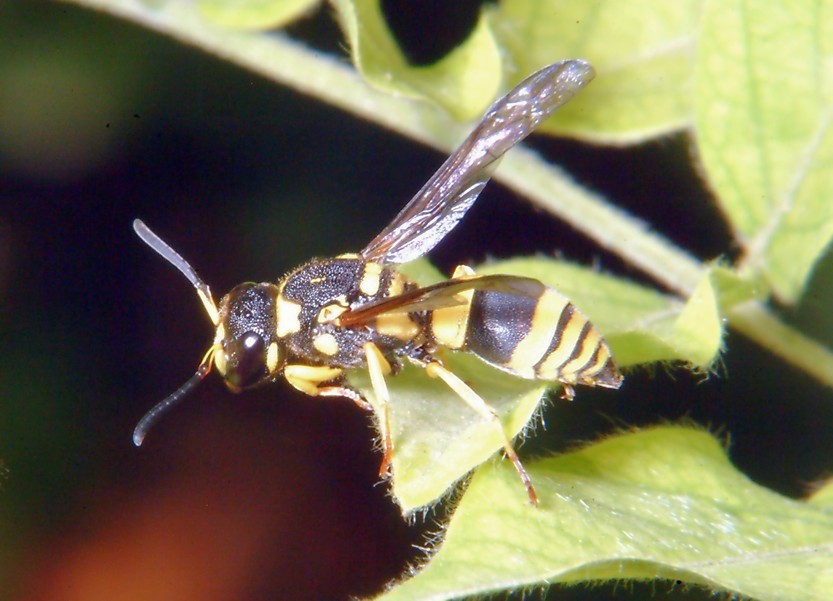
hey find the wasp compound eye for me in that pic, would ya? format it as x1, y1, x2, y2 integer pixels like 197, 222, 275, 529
225, 331, 268, 390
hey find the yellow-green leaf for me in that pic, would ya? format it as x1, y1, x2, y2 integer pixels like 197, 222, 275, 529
331, 0, 503, 120
709, 263, 766, 311
380, 427, 833, 601
349, 354, 547, 513
197, 0, 319, 30
694, 0, 833, 302
810, 478, 833, 509
491, 0, 699, 142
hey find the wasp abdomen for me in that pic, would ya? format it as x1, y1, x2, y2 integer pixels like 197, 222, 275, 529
432, 280, 621, 389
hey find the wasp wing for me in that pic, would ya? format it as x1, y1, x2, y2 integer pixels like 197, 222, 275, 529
360, 60, 595, 265
337, 275, 545, 327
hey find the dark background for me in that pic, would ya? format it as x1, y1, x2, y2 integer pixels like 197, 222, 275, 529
2, 1, 833, 599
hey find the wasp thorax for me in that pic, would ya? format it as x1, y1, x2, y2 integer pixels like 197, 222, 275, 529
214, 282, 282, 391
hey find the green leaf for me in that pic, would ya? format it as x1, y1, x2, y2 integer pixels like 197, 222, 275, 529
694, 0, 833, 302
331, 0, 503, 120
349, 354, 547, 513
491, 0, 700, 142
197, 0, 319, 30
810, 478, 833, 509
672, 270, 723, 367
709, 263, 766, 311
379, 427, 833, 601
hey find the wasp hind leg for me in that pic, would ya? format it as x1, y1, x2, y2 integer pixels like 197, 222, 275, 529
423, 361, 539, 506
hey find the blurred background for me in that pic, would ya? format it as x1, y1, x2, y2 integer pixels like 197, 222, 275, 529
2, 1, 833, 599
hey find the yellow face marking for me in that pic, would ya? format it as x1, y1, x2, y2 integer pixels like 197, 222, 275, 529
431, 292, 474, 350
375, 313, 421, 341
276, 295, 302, 337
310, 276, 326, 284
317, 303, 348, 324
507, 289, 570, 378
266, 341, 280, 374
213, 347, 227, 376
284, 364, 343, 396
214, 323, 226, 345
313, 333, 340, 356
359, 262, 383, 296
535, 311, 588, 381
212, 324, 228, 375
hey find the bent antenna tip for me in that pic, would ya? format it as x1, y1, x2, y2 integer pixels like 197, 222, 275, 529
133, 428, 146, 447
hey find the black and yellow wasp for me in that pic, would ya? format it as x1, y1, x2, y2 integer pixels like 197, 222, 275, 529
133, 60, 622, 505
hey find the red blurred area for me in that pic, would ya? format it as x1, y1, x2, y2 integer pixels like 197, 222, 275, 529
16, 389, 422, 601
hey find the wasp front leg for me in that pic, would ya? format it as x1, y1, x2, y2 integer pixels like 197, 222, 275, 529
284, 346, 396, 479
361, 342, 395, 478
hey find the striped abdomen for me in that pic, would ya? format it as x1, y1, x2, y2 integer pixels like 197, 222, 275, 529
430, 280, 622, 389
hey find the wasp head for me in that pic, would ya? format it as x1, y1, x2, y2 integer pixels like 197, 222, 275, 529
214, 283, 282, 391
131, 220, 284, 446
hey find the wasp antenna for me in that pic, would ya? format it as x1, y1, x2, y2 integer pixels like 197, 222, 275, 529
133, 219, 220, 325
133, 363, 211, 447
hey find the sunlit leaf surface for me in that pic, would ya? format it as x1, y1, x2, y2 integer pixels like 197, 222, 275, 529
380, 427, 833, 601
694, 0, 833, 301
198, 0, 319, 29
332, 0, 503, 120
492, 0, 699, 141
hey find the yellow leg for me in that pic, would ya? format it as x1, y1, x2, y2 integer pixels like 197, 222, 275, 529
284, 363, 374, 410
363, 342, 394, 478
424, 361, 539, 506
284, 364, 344, 396
285, 359, 392, 477
451, 264, 476, 278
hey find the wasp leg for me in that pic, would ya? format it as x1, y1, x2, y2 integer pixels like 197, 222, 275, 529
423, 361, 539, 506
362, 342, 394, 478
316, 385, 373, 411
284, 363, 371, 409
283, 363, 371, 409
285, 359, 394, 479
284, 364, 345, 396
450, 264, 476, 278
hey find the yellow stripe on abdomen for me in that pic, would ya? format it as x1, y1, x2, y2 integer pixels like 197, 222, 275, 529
506, 289, 570, 379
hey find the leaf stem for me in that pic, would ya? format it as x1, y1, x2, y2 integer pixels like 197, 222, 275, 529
66, 0, 706, 295
729, 302, 833, 389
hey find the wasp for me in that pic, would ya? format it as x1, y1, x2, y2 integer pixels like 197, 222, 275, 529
133, 60, 622, 505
